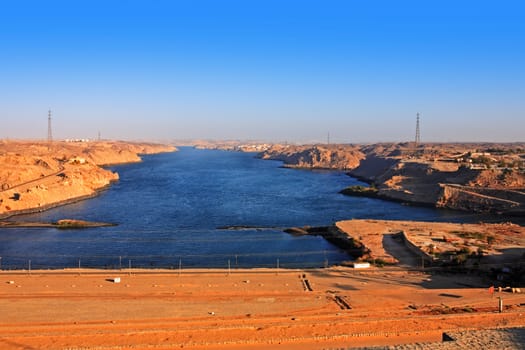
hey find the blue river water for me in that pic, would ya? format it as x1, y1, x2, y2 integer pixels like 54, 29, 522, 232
0, 147, 493, 269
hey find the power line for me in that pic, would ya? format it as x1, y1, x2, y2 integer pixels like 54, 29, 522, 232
47, 109, 53, 142
415, 112, 421, 146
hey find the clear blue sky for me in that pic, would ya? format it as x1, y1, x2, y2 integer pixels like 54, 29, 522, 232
1, 0, 524, 143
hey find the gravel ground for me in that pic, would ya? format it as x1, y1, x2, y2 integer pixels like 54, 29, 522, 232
348, 327, 525, 350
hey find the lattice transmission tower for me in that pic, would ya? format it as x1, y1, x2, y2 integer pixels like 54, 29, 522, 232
47, 109, 53, 142
415, 112, 421, 147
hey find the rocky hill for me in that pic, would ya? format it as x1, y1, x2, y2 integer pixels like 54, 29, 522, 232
258, 142, 525, 215
259, 144, 364, 170
0, 140, 175, 218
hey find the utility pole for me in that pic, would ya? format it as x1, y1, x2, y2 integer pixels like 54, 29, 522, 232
415, 112, 421, 147
327, 131, 330, 145
47, 109, 53, 143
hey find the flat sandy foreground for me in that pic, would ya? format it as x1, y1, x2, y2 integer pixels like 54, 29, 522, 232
1, 267, 524, 350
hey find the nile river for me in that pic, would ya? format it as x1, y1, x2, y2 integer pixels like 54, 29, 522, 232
0, 147, 490, 269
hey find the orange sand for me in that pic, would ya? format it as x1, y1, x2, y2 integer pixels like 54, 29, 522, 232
1, 268, 524, 349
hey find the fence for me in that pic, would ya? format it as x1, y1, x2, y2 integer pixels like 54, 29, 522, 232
0, 250, 345, 271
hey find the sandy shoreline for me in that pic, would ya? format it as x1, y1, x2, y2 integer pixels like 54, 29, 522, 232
1, 267, 524, 349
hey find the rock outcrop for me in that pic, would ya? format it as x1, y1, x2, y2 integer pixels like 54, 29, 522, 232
259, 144, 364, 170
437, 183, 525, 214
259, 142, 525, 215
0, 141, 175, 218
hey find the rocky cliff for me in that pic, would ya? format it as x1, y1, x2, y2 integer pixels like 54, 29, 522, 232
437, 184, 525, 214
0, 141, 176, 218
259, 144, 364, 170
353, 155, 525, 214
367, 161, 480, 206
260, 142, 525, 215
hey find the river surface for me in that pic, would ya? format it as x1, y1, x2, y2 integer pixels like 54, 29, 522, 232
0, 147, 493, 269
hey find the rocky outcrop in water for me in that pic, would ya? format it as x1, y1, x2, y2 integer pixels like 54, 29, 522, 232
259, 144, 364, 170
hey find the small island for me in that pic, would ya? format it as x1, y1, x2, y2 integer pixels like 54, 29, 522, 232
0, 219, 116, 229
339, 184, 379, 198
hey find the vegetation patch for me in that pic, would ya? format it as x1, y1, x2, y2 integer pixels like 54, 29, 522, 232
340, 185, 379, 197
423, 305, 477, 315
451, 230, 486, 240
363, 257, 392, 267
55, 219, 116, 229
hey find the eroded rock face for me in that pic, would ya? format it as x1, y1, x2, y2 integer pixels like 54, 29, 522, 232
259, 144, 365, 170
0, 141, 176, 218
435, 168, 525, 214
264, 142, 525, 214
362, 162, 525, 213
371, 162, 481, 205
469, 169, 525, 188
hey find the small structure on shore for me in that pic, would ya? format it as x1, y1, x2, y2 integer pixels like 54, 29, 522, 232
352, 262, 371, 269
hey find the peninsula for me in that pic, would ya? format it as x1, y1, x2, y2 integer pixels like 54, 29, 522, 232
0, 140, 175, 219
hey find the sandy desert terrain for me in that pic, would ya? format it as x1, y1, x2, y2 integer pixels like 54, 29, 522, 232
1, 267, 524, 350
